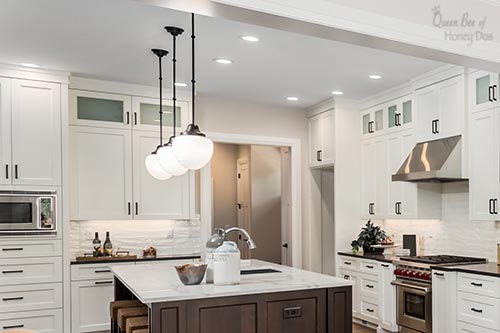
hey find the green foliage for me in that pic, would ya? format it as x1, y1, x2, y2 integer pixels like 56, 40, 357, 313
351, 220, 387, 252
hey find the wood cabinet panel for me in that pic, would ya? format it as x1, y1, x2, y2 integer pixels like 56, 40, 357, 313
268, 298, 318, 333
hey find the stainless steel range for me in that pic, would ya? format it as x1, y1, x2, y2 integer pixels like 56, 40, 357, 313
391, 255, 487, 333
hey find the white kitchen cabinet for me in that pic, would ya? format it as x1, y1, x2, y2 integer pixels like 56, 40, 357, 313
415, 75, 465, 141
0, 257, 62, 286
378, 262, 397, 332
132, 131, 191, 219
8, 79, 62, 186
70, 126, 133, 220
0, 309, 63, 333
469, 108, 500, 221
432, 270, 457, 333
470, 70, 499, 114
338, 268, 360, 317
0, 283, 63, 313
361, 106, 384, 137
0, 77, 11, 185
361, 137, 387, 218
71, 279, 114, 333
387, 95, 413, 133
308, 109, 334, 168
132, 96, 189, 132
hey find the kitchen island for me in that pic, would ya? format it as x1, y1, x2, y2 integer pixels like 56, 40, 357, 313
111, 259, 353, 333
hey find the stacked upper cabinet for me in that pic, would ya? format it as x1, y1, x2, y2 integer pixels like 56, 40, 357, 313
0, 78, 62, 186
469, 70, 500, 221
69, 89, 191, 221
308, 108, 334, 168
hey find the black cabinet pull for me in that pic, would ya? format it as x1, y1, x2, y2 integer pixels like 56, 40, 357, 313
366, 284, 374, 288
135, 202, 139, 215
395, 113, 402, 126
4, 165, 8, 179
94, 269, 111, 273
434, 272, 445, 277
2, 296, 23, 301
435, 119, 439, 134
489, 199, 494, 215
344, 261, 351, 265
471, 282, 483, 287
126, 112, 130, 124
366, 308, 374, 313
316, 150, 322, 162
127, 202, 131, 215
2, 270, 23, 274
381, 264, 390, 268
2, 248, 23, 252
343, 275, 351, 279
471, 308, 483, 313
134, 112, 137, 125
3, 325, 24, 329
494, 199, 498, 214
431, 120, 435, 134
489, 86, 494, 102
14, 164, 18, 179
95, 281, 113, 285
493, 85, 498, 101
366, 265, 374, 269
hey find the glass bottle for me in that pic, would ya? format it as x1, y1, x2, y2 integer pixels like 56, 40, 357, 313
103, 232, 113, 257
92, 232, 101, 257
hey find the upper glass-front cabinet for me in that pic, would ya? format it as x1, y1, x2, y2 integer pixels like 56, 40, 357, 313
69, 90, 189, 131
470, 70, 499, 114
363, 95, 413, 137
361, 107, 384, 136
387, 95, 412, 132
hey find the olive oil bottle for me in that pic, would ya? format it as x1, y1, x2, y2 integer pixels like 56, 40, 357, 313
103, 232, 113, 257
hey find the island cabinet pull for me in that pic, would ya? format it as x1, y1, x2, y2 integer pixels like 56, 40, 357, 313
471, 308, 483, 313
366, 308, 374, 313
95, 281, 113, 285
283, 306, 302, 319
471, 282, 483, 287
2, 247, 23, 251
2, 296, 23, 301
2, 270, 23, 274
366, 284, 374, 289
3, 324, 24, 330
94, 269, 111, 273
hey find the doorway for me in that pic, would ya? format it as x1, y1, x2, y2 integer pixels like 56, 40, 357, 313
209, 142, 291, 265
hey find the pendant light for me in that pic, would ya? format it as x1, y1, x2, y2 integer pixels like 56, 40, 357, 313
157, 26, 188, 176
145, 49, 172, 180
172, 13, 214, 170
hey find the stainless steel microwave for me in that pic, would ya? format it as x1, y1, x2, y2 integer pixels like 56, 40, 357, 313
0, 191, 56, 234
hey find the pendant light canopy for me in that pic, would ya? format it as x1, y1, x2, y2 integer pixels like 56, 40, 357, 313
157, 26, 188, 176
145, 48, 172, 180
172, 13, 214, 170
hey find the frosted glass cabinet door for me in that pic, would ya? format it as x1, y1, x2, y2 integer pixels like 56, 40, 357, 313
132, 131, 190, 219
470, 70, 499, 113
11, 79, 62, 186
0, 78, 11, 185
387, 104, 398, 129
70, 126, 133, 220
132, 96, 188, 132
69, 89, 132, 128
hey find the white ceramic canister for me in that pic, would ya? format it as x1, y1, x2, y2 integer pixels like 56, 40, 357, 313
213, 241, 241, 285
206, 248, 215, 283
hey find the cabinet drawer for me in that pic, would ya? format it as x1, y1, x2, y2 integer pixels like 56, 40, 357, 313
458, 321, 499, 333
0, 283, 62, 313
359, 273, 378, 299
0, 257, 62, 285
267, 297, 318, 333
360, 297, 378, 324
0, 240, 62, 258
360, 260, 379, 274
0, 308, 62, 332
339, 256, 359, 270
458, 273, 500, 298
71, 263, 115, 281
458, 291, 500, 330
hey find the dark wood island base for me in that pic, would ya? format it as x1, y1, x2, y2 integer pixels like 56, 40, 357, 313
115, 277, 352, 333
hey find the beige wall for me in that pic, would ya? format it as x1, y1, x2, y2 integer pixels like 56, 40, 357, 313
250, 145, 282, 264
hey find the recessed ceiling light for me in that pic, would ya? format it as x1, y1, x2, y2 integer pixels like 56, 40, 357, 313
241, 36, 259, 42
20, 63, 40, 68
214, 58, 233, 65
369, 74, 382, 79
174, 82, 187, 87
287, 97, 299, 101
331, 91, 344, 95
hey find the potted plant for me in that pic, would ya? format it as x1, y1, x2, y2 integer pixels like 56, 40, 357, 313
351, 220, 387, 253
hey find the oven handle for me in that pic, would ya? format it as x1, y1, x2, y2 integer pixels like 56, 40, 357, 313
391, 280, 431, 293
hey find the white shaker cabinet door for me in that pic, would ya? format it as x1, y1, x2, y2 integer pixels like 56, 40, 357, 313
132, 131, 190, 219
415, 84, 439, 142
309, 113, 322, 166
0, 77, 11, 185
70, 126, 133, 220
361, 139, 376, 219
10, 79, 61, 186
432, 270, 457, 333
438, 75, 465, 138
319, 110, 334, 165
378, 262, 398, 332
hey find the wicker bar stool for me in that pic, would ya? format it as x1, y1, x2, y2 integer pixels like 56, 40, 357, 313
110, 300, 143, 333
117, 306, 148, 333
125, 316, 148, 333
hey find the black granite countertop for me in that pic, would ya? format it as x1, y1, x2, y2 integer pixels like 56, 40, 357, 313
432, 262, 500, 278
337, 251, 397, 263
70, 254, 201, 265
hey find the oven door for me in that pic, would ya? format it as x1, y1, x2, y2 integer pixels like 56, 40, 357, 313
0, 195, 39, 231
392, 279, 432, 333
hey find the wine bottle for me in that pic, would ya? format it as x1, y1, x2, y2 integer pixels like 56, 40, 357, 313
92, 232, 102, 257
103, 231, 113, 257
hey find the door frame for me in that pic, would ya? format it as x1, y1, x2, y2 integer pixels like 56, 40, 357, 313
200, 131, 302, 268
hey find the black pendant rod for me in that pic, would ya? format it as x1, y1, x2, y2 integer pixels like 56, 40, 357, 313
151, 49, 169, 148
191, 13, 196, 125
172, 32, 177, 137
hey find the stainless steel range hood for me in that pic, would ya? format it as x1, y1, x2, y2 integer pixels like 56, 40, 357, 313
392, 135, 467, 183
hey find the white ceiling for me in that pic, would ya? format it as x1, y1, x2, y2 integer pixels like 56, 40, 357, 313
0, 0, 445, 108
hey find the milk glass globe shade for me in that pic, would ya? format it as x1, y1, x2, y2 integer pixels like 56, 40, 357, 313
172, 135, 214, 170
157, 145, 188, 176
145, 153, 172, 180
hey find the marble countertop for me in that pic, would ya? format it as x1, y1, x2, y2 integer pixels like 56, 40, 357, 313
111, 259, 353, 305
432, 262, 500, 278
337, 251, 397, 263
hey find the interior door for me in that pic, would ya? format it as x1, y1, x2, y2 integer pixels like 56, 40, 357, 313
132, 131, 190, 220
280, 147, 292, 266
70, 126, 133, 220
0, 78, 11, 185
11, 79, 61, 186
237, 158, 251, 259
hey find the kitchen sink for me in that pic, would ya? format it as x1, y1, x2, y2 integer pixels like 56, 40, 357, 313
240, 268, 281, 275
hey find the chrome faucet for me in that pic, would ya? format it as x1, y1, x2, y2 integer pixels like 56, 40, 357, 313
224, 227, 257, 250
